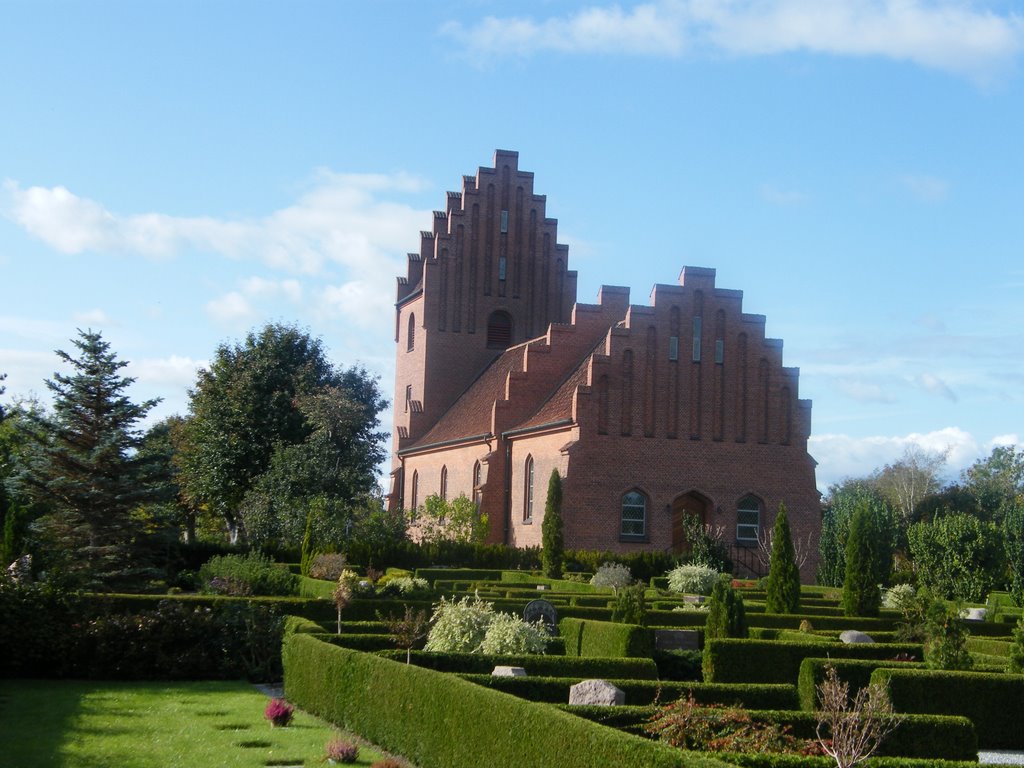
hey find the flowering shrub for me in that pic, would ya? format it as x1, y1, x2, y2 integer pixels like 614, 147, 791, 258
264, 698, 294, 727
424, 594, 494, 653
882, 583, 916, 611
310, 553, 348, 581
380, 576, 431, 599
479, 612, 549, 655
325, 738, 359, 763
590, 562, 634, 591
666, 564, 720, 595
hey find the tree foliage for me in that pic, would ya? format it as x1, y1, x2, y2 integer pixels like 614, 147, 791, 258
819, 481, 896, 587
961, 445, 1024, 523
541, 469, 563, 578
1003, 502, 1024, 607
841, 501, 885, 617
908, 512, 1004, 602
415, 493, 488, 545
871, 445, 946, 525
175, 323, 386, 545
13, 330, 166, 587
765, 503, 801, 614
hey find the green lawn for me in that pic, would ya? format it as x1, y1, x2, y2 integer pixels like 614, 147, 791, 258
0, 679, 400, 768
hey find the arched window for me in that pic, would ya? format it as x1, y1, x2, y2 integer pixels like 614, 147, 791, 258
407, 313, 416, 352
410, 470, 419, 512
486, 310, 513, 349
736, 495, 761, 544
523, 456, 535, 522
621, 490, 647, 538
473, 461, 483, 509
440, 465, 448, 501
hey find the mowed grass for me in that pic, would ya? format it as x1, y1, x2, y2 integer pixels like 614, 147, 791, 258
0, 679, 398, 768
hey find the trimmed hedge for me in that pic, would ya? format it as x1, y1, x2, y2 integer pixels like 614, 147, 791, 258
718, 755, 976, 768
458, 675, 799, 709
966, 637, 1013, 656
872, 666, 1024, 749
797, 658, 925, 711
85, 592, 336, 622
298, 575, 336, 599
703, 639, 923, 684
283, 615, 324, 635
560, 617, 654, 658
414, 568, 505, 583
564, 705, 974, 761
282, 634, 731, 768
376, 650, 657, 679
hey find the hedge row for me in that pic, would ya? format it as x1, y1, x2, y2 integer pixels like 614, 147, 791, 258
965, 637, 1013, 657
560, 618, 654, 658
718, 755, 976, 768
282, 633, 731, 768
457, 674, 799, 710
796, 658, 925, 711
376, 650, 657, 679
703, 639, 923, 684
562, 705, 976, 761
872, 667, 1024, 749
86, 592, 336, 621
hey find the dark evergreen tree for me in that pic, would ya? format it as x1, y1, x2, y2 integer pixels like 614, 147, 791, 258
16, 330, 164, 587
704, 576, 747, 640
765, 503, 801, 614
841, 502, 883, 617
541, 469, 564, 578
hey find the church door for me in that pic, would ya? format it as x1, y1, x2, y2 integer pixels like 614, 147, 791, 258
671, 492, 710, 555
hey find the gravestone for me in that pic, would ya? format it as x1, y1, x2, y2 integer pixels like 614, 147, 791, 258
524, 599, 559, 635
491, 666, 527, 677
655, 629, 700, 651
568, 679, 624, 706
839, 630, 875, 644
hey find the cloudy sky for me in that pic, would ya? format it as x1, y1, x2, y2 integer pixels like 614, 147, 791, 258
1, 1, 1021, 491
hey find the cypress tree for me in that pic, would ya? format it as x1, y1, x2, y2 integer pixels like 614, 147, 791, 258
765, 503, 801, 614
541, 469, 564, 578
842, 502, 883, 617
705, 576, 747, 640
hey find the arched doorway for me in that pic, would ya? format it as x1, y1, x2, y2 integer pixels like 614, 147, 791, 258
671, 491, 712, 555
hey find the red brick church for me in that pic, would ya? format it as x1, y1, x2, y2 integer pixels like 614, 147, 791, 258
387, 150, 820, 579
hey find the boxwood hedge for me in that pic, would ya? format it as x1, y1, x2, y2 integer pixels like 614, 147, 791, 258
376, 650, 657, 679
282, 633, 732, 768
560, 617, 654, 657
796, 658, 925, 711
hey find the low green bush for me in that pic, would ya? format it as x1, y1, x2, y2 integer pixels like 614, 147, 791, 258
198, 552, 297, 596
283, 615, 324, 635
282, 634, 731, 768
376, 650, 657, 678
459, 675, 799, 709
796, 658, 924, 711
560, 617, 654, 658
872, 666, 1024, 748
966, 637, 1013, 656
414, 567, 505, 583
703, 639, 923, 684
717, 754, 976, 768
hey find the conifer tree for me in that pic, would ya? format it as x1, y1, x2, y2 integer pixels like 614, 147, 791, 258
17, 330, 164, 587
842, 502, 883, 617
541, 469, 564, 578
765, 503, 801, 614
704, 576, 747, 640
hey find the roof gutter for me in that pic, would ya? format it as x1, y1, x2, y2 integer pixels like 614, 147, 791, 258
500, 419, 574, 439
398, 432, 492, 457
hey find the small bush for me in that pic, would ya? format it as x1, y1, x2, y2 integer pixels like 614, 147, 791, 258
264, 698, 294, 727
883, 584, 916, 611
379, 576, 431, 599
309, 553, 348, 581
704, 578, 748, 641
325, 738, 359, 763
590, 562, 634, 591
199, 553, 296, 597
667, 564, 720, 595
611, 583, 648, 625
424, 594, 494, 653
479, 612, 549, 655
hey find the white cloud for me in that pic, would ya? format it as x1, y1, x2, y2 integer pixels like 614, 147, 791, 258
205, 291, 254, 324
130, 355, 206, 393
809, 425, 979, 489
900, 173, 951, 201
73, 308, 113, 326
441, 0, 1024, 80
914, 372, 957, 401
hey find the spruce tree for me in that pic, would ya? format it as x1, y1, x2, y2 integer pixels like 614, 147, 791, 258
765, 503, 801, 614
18, 330, 163, 587
842, 502, 883, 617
541, 469, 564, 578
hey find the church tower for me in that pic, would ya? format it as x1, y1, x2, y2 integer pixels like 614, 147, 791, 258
389, 150, 578, 505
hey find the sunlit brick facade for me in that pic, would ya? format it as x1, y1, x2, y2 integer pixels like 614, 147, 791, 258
388, 150, 821, 580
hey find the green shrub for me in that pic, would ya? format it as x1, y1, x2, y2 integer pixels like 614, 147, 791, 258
908, 512, 1004, 602
842, 502, 884, 617
560, 617, 653, 658
542, 469, 564, 579
591, 562, 635, 591
413, 567, 504, 583
611, 583, 648, 625
718, 756, 976, 768
282, 634, 732, 768
872, 666, 1024, 748
703, 639, 923, 685
764, 505, 800, 615
565, 549, 677, 583
378, 650, 658, 679
667, 564, 720, 595
797, 658, 925, 711
1010, 617, 1024, 673
479, 612, 549, 655
198, 552, 296, 597
704, 578, 748, 641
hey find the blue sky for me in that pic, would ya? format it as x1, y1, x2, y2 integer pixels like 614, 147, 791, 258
1, 0, 1021, 491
